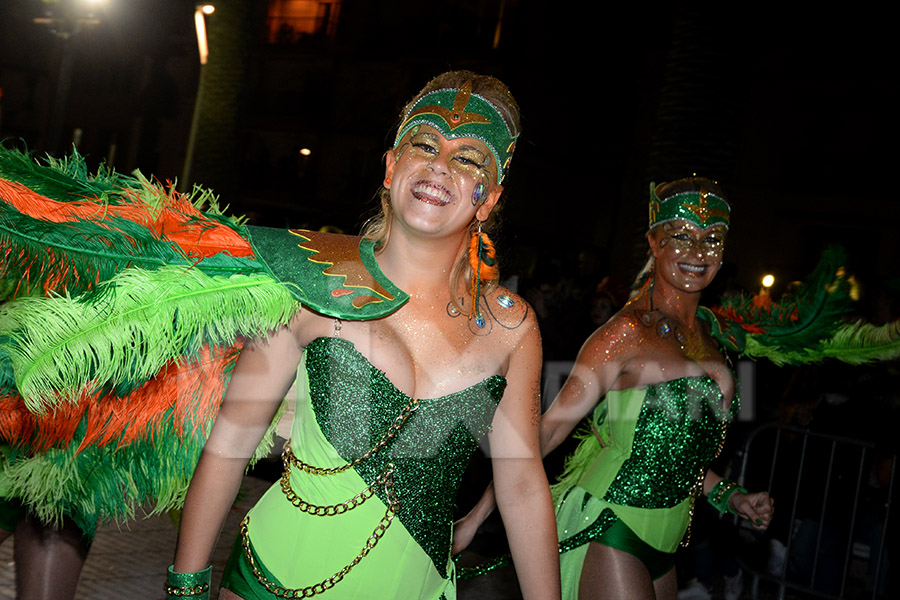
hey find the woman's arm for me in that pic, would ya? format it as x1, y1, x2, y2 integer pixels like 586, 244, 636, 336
173, 324, 302, 572
454, 321, 628, 554
489, 316, 559, 599
539, 322, 627, 455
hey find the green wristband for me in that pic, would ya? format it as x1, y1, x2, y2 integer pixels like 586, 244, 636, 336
707, 480, 747, 515
165, 564, 211, 599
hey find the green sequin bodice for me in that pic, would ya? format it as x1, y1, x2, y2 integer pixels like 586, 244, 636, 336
304, 337, 506, 576
602, 376, 736, 509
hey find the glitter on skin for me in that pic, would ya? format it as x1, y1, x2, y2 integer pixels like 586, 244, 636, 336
405, 129, 495, 184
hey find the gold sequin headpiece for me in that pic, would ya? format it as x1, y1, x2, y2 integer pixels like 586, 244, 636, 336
394, 80, 518, 183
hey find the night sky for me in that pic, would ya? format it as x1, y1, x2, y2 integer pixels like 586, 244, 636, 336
0, 1, 897, 303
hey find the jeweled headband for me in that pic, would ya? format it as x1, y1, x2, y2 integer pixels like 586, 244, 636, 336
393, 80, 518, 183
648, 180, 731, 230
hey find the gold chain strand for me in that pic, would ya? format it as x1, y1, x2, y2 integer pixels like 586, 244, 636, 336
280, 449, 393, 515
240, 477, 401, 598
284, 398, 419, 477
162, 583, 210, 597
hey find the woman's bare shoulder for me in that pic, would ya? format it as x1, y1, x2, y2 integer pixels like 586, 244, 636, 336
483, 285, 539, 337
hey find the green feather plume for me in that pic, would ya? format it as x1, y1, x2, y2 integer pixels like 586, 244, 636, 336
0, 145, 120, 205
0, 392, 285, 535
710, 246, 855, 362
0, 199, 192, 296
0, 145, 250, 298
2, 265, 299, 411
820, 320, 900, 364
549, 403, 608, 505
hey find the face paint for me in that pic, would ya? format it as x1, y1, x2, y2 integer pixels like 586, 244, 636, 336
406, 130, 493, 184
660, 222, 727, 260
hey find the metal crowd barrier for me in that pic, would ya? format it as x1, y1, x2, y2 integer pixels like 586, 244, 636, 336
735, 422, 895, 599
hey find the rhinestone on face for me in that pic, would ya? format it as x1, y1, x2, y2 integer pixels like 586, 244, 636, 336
474, 315, 486, 328
497, 295, 514, 308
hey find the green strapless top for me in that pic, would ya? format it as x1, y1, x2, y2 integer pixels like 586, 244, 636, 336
303, 336, 507, 575
580, 375, 737, 510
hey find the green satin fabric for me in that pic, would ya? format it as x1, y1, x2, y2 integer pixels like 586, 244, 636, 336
595, 517, 675, 580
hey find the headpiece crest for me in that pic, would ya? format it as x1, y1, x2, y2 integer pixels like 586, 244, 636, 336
648, 178, 731, 230
394, 80, 518, 183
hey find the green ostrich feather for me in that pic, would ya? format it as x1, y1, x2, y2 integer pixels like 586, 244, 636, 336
2, 265, 299, 411
549, 404, 608, 505
820, 320, 900, 364
0, 200, 193, 295
0, 396, 285, 535
0, 146, 249, 298
0, 145, 242, 222
0, 145, 120, 204
742, 337, 819, 366
712, 246, 854, 360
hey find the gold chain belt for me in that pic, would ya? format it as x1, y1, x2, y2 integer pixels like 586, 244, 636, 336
283, 397, 419, 477
280, 444, 394, 515
241, 477, 400, 598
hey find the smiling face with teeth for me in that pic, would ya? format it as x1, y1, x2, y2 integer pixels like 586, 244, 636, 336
384, 125, 502, 237
648, 220, 727, 293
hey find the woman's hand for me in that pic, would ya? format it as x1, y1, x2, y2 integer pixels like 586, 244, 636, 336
729, 490, 774, 530
452, 514, 480, 555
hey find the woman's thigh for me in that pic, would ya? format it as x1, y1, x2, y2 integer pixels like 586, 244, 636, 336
578, 540, 676, 600
579, 541, 656, 600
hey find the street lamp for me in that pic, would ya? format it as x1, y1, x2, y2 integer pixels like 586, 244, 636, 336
194, 4, 215, 65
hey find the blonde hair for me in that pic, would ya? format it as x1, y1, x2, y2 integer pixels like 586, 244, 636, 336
362, 71, 521, 311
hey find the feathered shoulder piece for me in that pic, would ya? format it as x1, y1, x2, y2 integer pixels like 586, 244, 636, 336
699, 246, 900, 365
0, 144, 410, 531
0, 146, 412, 407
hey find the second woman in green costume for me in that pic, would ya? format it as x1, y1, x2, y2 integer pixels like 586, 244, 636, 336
455, 177, 774, 600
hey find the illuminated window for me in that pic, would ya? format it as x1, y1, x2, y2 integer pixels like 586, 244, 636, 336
267, 0, 342, 44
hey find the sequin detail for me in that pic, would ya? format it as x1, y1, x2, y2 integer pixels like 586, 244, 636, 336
603, 377, 736, 509
304, 337, 506, 577
497, 295, 514, 308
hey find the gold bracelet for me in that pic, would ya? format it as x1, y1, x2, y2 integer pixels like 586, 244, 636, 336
163, 582, 210, 597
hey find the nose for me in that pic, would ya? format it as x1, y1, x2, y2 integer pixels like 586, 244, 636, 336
426, 151, 451, 177
690, 238, 705, 258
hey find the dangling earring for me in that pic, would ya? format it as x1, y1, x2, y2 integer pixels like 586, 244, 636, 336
468, 221, 498, 328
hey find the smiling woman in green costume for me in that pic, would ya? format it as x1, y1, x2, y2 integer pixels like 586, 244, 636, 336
168, 71, 560, 600
455, 177, 775, 600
